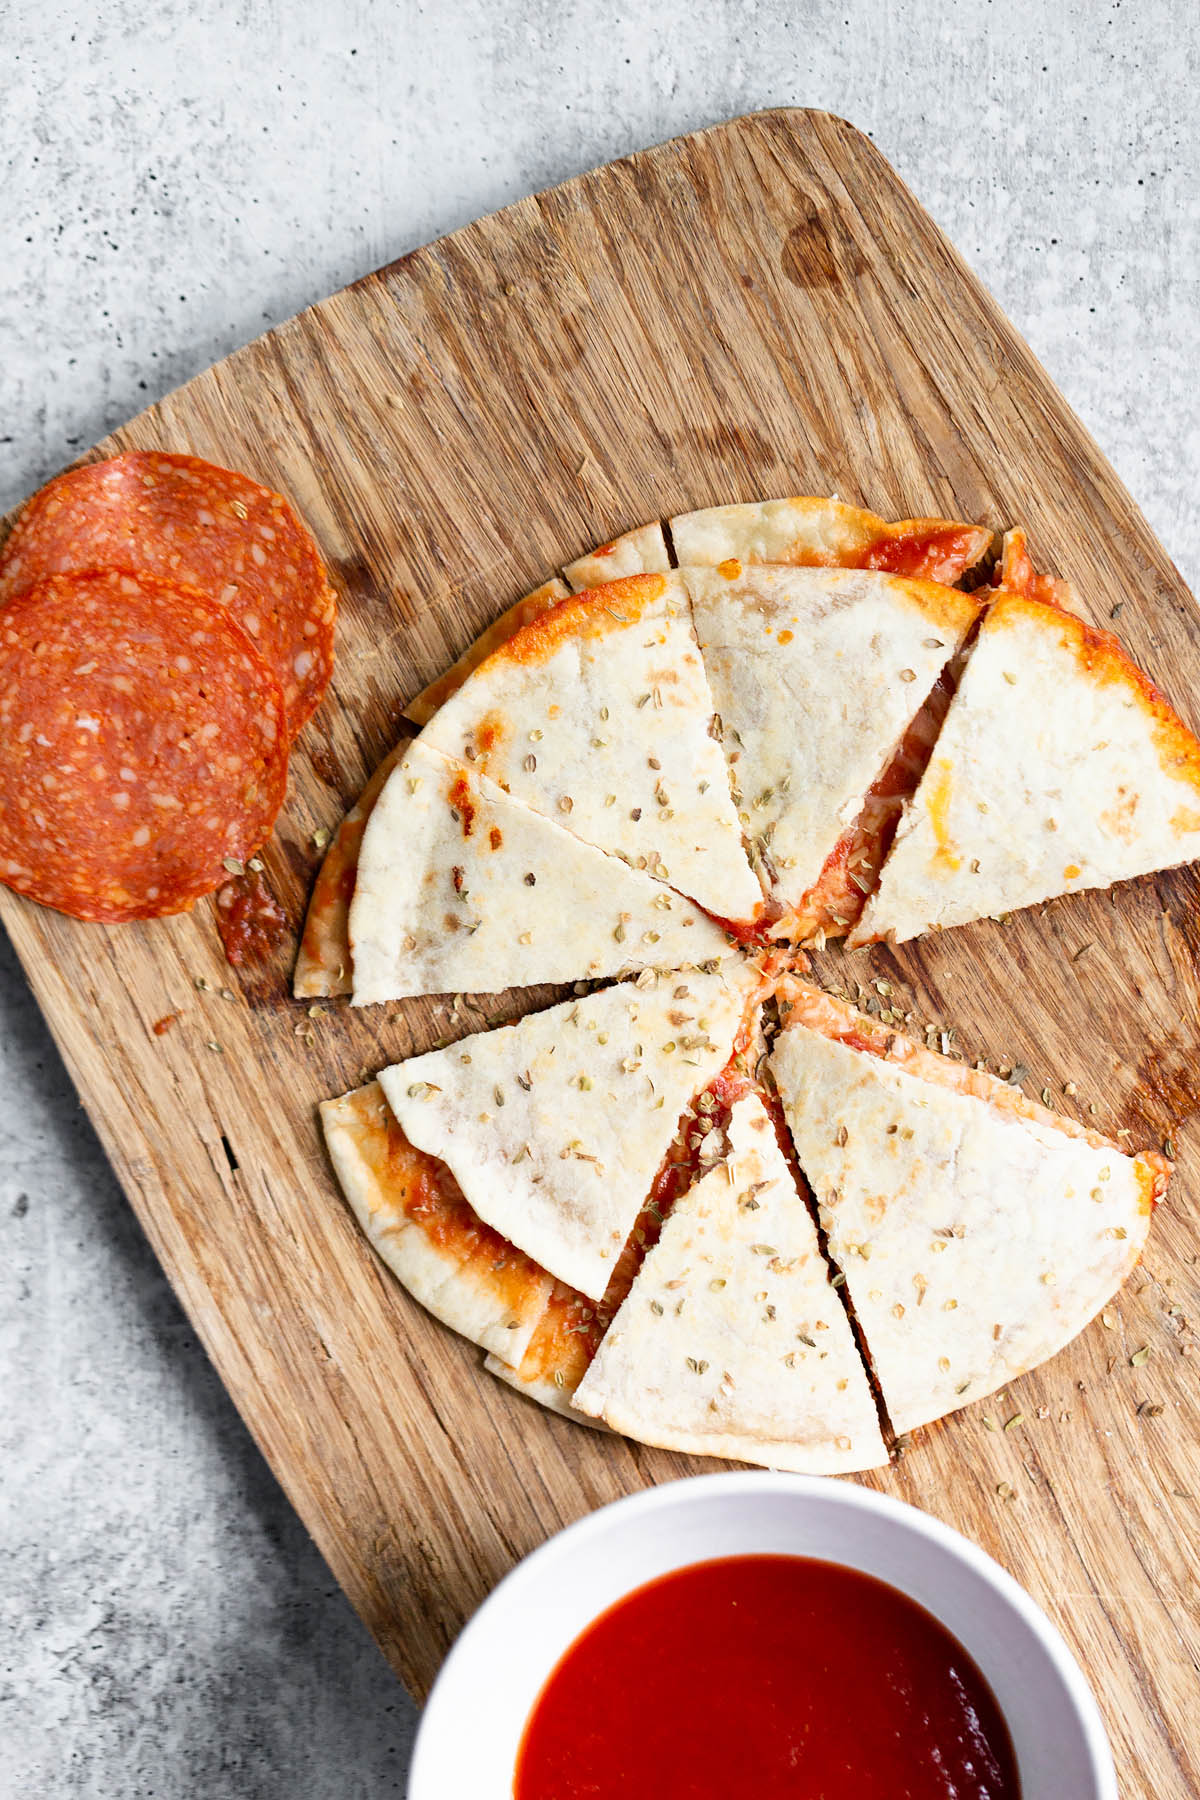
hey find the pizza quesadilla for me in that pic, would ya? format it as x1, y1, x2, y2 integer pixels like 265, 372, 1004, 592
483, 1017, 767, 1411
320, 1080, 554, 1364
306, 493, 1187, 1476
681, 563, 983, 941
377, 961, 763, 1300
417, 572, 763, 924
770, 981, 1168, 1436
301, 533, 674, 1000
851, 591, 1200, 945
348, 737, 731, 1004
572, 1093, 888, 1473
671, 496, 991, 583
483, 1138, 722, 1423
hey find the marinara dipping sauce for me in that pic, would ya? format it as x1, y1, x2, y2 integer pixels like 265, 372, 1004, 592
514, 1555, 1020, 1799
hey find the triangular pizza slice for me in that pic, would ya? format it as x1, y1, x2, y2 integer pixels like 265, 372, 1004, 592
377, 960, 763, 1300
485, 1022, 768, 1414
571, 1093, 887, 1473
681, 562, 984, 941
348, 738, 732, 1004
299, 531, 672, 999
770, 981, 1168, 1437
418, 572, 762, 923
851, 590, 1200, 945
671, 496, 991, 583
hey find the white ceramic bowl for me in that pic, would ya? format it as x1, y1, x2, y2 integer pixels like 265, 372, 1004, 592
409, 1472, 1116, 1799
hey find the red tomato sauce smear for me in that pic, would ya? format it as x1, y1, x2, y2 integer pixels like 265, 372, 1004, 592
515, 1555, 1019, 1800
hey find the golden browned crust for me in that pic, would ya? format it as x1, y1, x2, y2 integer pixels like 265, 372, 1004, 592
989, 594, 1200, 800
775, 975, 1171, 1200
483, 572, 668, 668
403, 578, 568, 727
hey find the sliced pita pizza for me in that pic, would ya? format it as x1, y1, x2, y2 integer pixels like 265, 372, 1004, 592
320, 1080, 553, 1363
562, 521, 670, 591
484, 1033, 766, 1411
405, 577, 569, 729
672, 497, 991, 583
378, 960, 763, 1299
418, 572, 762, 923
770, 981, 1168, 1437
572, 1094, 887, 1473
348, 738, 731, 1004
302, 538, 668, 997
851, 592, 1200, 946
483, 1170, 703, 1425
681, 563, 983, 940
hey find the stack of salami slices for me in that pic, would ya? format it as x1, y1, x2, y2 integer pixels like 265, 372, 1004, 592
0, 453, 335, 921
311, 494, 1192, 1469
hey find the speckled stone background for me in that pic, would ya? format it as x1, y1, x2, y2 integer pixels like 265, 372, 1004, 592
2, 2, 1196, 1794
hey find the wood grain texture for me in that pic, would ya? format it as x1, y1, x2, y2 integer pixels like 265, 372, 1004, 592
2, 111, 1197, 1794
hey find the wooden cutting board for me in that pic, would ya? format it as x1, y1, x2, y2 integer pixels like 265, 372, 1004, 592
4, 109, 1198, 1794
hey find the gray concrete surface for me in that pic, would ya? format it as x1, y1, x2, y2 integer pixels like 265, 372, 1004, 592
2, 2, 1196, 1794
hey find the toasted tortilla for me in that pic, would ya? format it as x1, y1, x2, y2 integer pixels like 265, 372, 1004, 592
572, 1094, 887, 1472
770, 982, 1167, 1437
418, 572, 762, 923
680, 563, 983, 937
479, 1033, 767, 1414
483, 1283, 610, 1423
348, 738, 731, 1005
851, 592, 1200, 946
301, 535, 670, 998
562, 521, 670, 590
294, 739, 408, 999
671, 497, 991, 582
377, 961, 762, 1299
404, 578, 569, 729
320, 1080, 553, 1363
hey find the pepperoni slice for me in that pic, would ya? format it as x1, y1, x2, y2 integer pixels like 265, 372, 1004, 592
0, 453, 336, 735
0, 570, 288, 922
